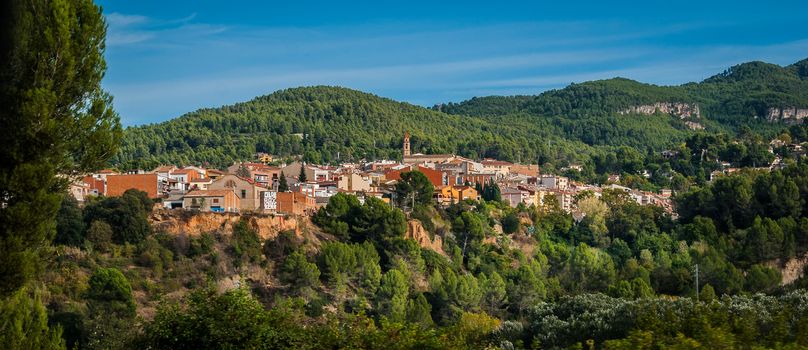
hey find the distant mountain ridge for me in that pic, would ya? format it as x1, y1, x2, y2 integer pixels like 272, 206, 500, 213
113, 58, 808, 170
437, 58, 808, 123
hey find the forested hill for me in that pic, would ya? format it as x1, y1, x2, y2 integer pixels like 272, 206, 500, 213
113, 86, 599, 170
112, 58, 808, 171
437, 58, 808, 124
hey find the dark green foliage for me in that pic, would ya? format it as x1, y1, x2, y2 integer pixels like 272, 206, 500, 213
113, 86, 548, 169
481, 179, 501, 202
83, 190, 152, 244
0, 0, 121, 298
189, 232, 215, 257
137, 236, 174, 279
453, 212, 486, 257
312, 192, 359, 240
319, 241, 358, 284
278, 172, 289, 192
376, 269, 409, 322
85, 268, 135, 317
744, 264, 781, 293
48, 310, 82, 350
501, 211, 520, 234
677, 163, 808, 266
0, 287, 65, 350
280, 251, 321, 290
480, 272, 507, 316
298, 164, 307, 182
263, 230, 302, 261
85, 220, 113, 253
406, 293, 434, 327
231, 220, 262, 265
562, 243, 616, 293
506, 262, 546, 316
54, 196, 85, 247
395, 171, 435, 208
139, 288, 303, 349
518, 292, 808, 349
313, 193, 407, 244
137, 287, 486, 349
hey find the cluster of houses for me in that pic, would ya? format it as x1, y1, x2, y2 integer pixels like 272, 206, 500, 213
706, 138, 806, 182
68, 132, 676, 216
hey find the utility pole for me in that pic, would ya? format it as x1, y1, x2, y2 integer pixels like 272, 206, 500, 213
694, 264, 700, 301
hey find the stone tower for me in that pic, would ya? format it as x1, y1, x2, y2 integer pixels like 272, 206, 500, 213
403, 131, 411, 157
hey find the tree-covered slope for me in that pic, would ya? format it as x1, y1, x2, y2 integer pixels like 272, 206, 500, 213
687, 59, 808, 125
113, 86, 599, 169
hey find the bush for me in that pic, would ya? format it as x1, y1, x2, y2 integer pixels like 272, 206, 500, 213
138, 237, 174, 278
138, 288, 301, 349
85, 267, 135, 317
0, 287, 65, 350
501, 212, 520, 234
231, 220, 262, 266
83, 190, 152, 244
55, 195, 85, 247
85, 220, 113, 253
280, 251, 320, 290
263, 230, 301, 261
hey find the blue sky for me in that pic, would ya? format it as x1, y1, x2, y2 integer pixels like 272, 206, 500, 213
98, 0, 808, 126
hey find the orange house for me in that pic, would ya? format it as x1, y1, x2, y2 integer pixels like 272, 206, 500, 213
438, 185, 479, 204
105, 174, 159, 198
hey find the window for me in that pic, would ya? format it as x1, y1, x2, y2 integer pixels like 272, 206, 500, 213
241, 189, 246, 199
212, 198, 219, 204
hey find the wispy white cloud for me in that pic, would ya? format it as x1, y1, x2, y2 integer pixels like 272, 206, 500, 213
108, 46, 656, 103
105, 12, 216, 46
101, 13, 808, 125
106, 13, 148, 27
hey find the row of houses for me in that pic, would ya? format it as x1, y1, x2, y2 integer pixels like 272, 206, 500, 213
67, 133, 675, 216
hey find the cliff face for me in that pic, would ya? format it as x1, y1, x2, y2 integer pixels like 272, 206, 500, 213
765, 107, 808, 122
150, 209, 300, 240
405, 220, 445, 255
150, 210, 446, 255
764, 251, 808, 286
620, 102, 704, 130
620, 102, 701, 119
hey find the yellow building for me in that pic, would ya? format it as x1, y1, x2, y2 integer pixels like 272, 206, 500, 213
437, 185, 479, 205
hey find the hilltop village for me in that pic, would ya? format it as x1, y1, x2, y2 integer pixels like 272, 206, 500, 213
70, 132, 681, 217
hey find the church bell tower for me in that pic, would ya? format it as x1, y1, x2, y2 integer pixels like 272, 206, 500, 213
403, 131, 411, 157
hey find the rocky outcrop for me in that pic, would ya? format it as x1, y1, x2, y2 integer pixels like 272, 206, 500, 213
151, 210, 445, 255
781, 256, 808, 285
765, 107, 808, 122
620, 102, 701, 119
764, 251, 808, 286
150, 209, 300, 240
685, 121, 704, 130
405, 220, 445, 255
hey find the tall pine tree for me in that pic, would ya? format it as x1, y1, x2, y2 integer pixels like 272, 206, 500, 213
278, 172, 289, 192
0, 0, 121, 298
298, 163, 308, 182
